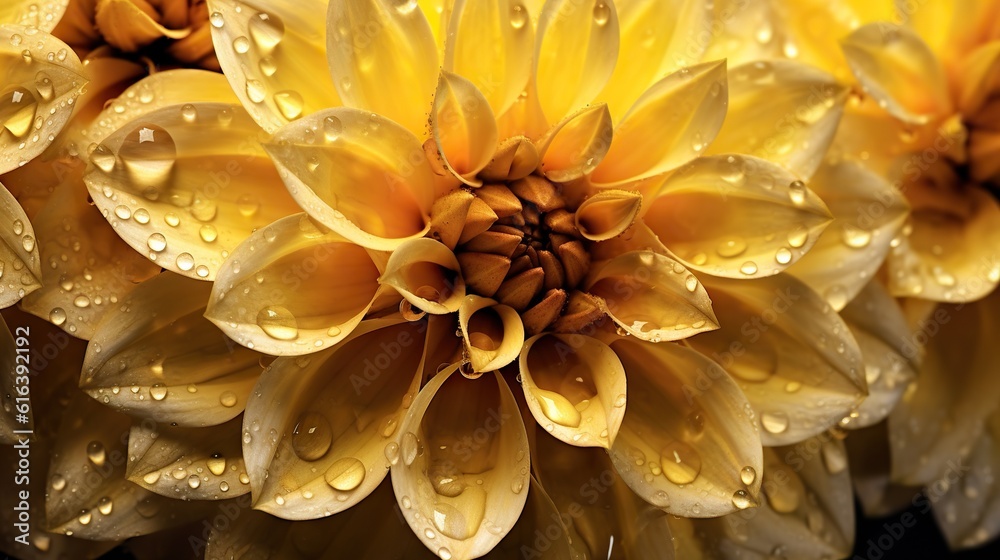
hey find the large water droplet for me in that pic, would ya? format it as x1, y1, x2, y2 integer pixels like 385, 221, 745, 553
292, 411, 332, 461
87, 441, 107, 467
119, 124, 176, 188
529, 387, 581, 428
1, 86, 38, 137
207, 454, 227, 476
274, 90, 304, 120
248, 12, 285, 50
761, 411, 789, 434
660, 440, 702, 485
324, 457, 365, 491
716, 237, 747, 258
256, 306, 299, 340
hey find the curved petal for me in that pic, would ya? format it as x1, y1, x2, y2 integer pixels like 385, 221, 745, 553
127, 416, 249, 500
537, 103, 612, 183
327, 0, 438, 137
708, 59, 848, 180
534, 0, 619, 123
481, 477, 577, 559
586, 250, 718, 341
45, 392, 215, 539
207, 0, 339, 133
445, 0, 533, 117
82, 272, 261, 427
458, 295, 523, 373
889, 293, 1000, 485
391, 366, 530, 559
0, 0, 68, 31
242, 318, 426, 519
840, 281, 918, 429
0, 315, 30, 442
432, 71, 499, 185
608, 339, 763, 517
591, 60, 728, 185
932, 409, 1000, 550
94, 0, 191, 52
265, 107, 435, 251
957, 41, 1000, 117
83, 103, 301, 281
698, 438, 855, 559
206, 213, 382, 356
532, 432, 677, 559
841, 23, 951, 124
574, 189, 641, 241
381, 237, 466, 315
689, 274, 867, 446
19, 171, 160, 339
0, 24, 86, 174
887, 184, 1000, 302
598, 0, 712, 120
0, 183, 41, 307
644, 155, 833, 279
520, 332, 626, 448
787, 160, 909, 309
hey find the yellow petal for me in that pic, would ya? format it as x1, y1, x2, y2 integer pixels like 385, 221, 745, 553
207, 0, 339, 133
432, 71, 499, 185
889, 293, 1000, 485
887, 184, 1000, 302
787, 160, 909, 309
46, 392, 216, 539
644, 154, 833, 278
327, 0, 438, 137
419, 0, 452, 55
83, 102, 301, 281
480, 477, 577, 559
841, 23, 951, 124
708, 60, 848, 179
591, 60, 728, 185
0, 315, 31, 442
206, 214, 381, 356
537, 103, 612, 183
574, 189, 641, 241
94, 0, 191, 52
696, 439, 855, 559
689, 274, 867, 446
458, 295, 523, 372
586, 250, 718, 341
497, 74, 550, 142
0, 0, 68, 31
534, 0, 619, 123
839, 282, 918, 429
265, 107, 434, 251
608, 339, 763, 517
901, 0, 1000, 61
127, 416, 249, 500
60, 56, 146, 153
391, 366, 530, 559
445, 0, 533, 117
931, 409, 1000, 550
598, 0, 712, 120
532, 432, 677, 558
519, 333, 626, 448
243, 318, 426, 519
0, 183, 41, 307
82, 272, 261, 426
956, 41, 1000, 116
381, 237, 466, 315
0, 24, 86, 174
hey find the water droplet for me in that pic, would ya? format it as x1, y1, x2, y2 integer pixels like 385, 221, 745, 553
49, 307, 66, 325
740, 261, 758, 275
529, 387, 581, 428
207, 454, 227, 476
256, 305, 299, 340
219, 391, 238, 408
740, 466, 756, 485
717, 237, 747, 258
245, 79, 267, 103
510, 2, 527, 29
149, 383, 167, 401
78, 512, 92, 525
660, 440, 702, 485
842, 224, 872, 248
324, 457, 366, 491
180, 104, 197, 123
775, 247, 792, 264
761, 411, 789, 434
732, 489, 753, 509
385, 441, 400, 465
119, 124, 176, 188
787, 225, 809, 248
323, 116, 343, 142
259, 56, 277, 76
210, 11, 224, 27
233, 36, 250, 53
684, 274, 698, 292
401, 432, 419, 466
788, 180, 806, 205
248, 12, 285, 50
199, 224, 218, 243
51, 474, 66, 491
0, 86, 38, 138
87, 441, 106, 467
174, 252, 195, 271
592, 2, 611, 25
145, 232, 167, 253
133, 208, 150, 224
97, 497, 113, 515
433, 500, 480, 540
188, 474, 201, 489
292, 411, 332, 461
274, 90, 304, 120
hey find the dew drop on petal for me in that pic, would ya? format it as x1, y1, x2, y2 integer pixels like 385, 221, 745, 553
660, 441, 701, 485
324, 457, 366, 491
291, 411, 332, 461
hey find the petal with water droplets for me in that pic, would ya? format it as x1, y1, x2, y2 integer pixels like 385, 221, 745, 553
708, 60, 848, 180
265, 107, 435, 251
206, 213, 381, 356
644, 154, 833, 279
0, 0, 68, 31
445, 0, 533, 117
787, 161, 908, 309
537, 103, 612, 183
432, 71, 499, 185
127, 416, 249, 500
381, 237, 466, 315
574, 189, 641, 241
841, 23, 951, 124
0, 183, 41, 308
458, 295, 523, 373
608, 339, 762, 517
534, 0, 619, 123
391, 366, 530, 559
688, 274, 867, 446
83, 103, 301, 281
0, 25, 86, 174
327, 0, 438, 137
82, 272, 261, 426
520, 333, 626, 448
592, 60, 728, 185
208, 0, 339, 133
586, 250, 718, 341
240, 318, 426, 519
